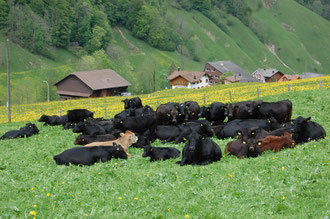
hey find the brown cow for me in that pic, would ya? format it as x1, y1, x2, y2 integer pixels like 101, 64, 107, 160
256, 134, 295, 153
225, 139, 261, 159
84, 130, 138, 157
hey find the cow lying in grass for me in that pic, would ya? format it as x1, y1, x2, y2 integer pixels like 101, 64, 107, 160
225, 139, 262, 159
256, 134, 296, 153
0, 123, 39, 140
39, 114, 68, 126
53, 143, 127, 166
74, 134, 117, 145
142, 145, 180, 162
84, 130, 138, 157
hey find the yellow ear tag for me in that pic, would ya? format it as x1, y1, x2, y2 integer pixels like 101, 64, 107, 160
150, 148, 153, 151
268, 120, 271, 124
242, 141, 246, 144
251, 132, 255, 135
282, 124, 286, 127
120, 121, 123, 123
258, 142, 262, 145
117, 148, 120, 150
200, 124, 203, 126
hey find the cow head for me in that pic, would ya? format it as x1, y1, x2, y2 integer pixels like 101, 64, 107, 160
122, 99, 130, 109
292, 116, 311, 142
170, 108, 179, 125
187, 132, 202, 152
142, 145, 152, 157
38, 115, 49, 123
200, 121, 214, 137
246, 139, 260, 152
72, 122, 85, 133
198, 106, 208, 118
268, 117, 282, 130
111, 144, 128, 159
120, 130, 138, 146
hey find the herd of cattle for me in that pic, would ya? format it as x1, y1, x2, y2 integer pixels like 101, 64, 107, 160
0, 97, 326, 166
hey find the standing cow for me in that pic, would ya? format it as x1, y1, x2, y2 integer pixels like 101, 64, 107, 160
255, 100, 292, 123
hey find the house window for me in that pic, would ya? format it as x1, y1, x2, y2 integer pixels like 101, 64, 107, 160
200, 80, 202, 83
215, 75, 219, 78
206, 68, 210, 71
206, 79, 209, 83
212, 68, 215, 72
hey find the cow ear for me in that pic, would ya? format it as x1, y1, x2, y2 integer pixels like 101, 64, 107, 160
117, 147, 120, 150
237, 131, 242, 136
150, 147, 153, 151
306, 117, 311, 122
242, 140, 247, 144
120, 133, 124, 137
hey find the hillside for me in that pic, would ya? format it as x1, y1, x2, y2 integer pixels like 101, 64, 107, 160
0, 0, 329, 105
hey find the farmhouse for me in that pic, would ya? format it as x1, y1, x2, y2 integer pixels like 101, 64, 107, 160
204, 61, 258, 84
278, 74, 301, 82
251, 68, 284, 82
167, 70, 210, 89
55, 69, 131, 99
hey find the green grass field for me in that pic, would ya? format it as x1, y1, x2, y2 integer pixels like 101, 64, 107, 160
0, 89, 328, 218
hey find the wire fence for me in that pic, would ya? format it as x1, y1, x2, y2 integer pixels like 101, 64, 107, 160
0, 76, 329, 124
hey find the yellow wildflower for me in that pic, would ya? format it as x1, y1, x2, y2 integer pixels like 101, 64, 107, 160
31, 188, 34, 191
282, 196, 285, 200
147, 173, 149, 177
30, 211, 36, 216
282, 167, 285, 170
33, 204, 37, 208
119, 197, 122, 200
272, 157, 275, 160
98, 172, 101, 175
168, 209, 171, 212
134, 197, 139, 200
46, 193, 50, 197
185, 214, 190, 218
114, 163, 118, 165
62, 182, 65, 184
228, 174, 233, 178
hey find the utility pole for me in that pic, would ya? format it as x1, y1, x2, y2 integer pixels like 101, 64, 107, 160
43, 80, 50, 102
6, 39, 11, 122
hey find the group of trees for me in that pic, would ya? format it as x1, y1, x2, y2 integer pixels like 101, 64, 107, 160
294, 0, 330, 20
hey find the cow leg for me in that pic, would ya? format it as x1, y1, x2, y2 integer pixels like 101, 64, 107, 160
180, 157, 188, 166
199, 160, 211, 165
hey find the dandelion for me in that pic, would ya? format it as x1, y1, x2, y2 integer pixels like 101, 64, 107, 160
46, 193, 50, 197
114, 163, 118, 165
119, 197, 122, 200
168, 209, 171, 212
33, 204, 37, 208
228, 174, 233, 178
54, 201, 56, 203
282, 196, 285, 200
185, 214, 190, 218
62, 182, 65, 184
313, 145, 316, 147
134, 197, 139, 200
98, 172, 101, 175
30, 211, 36, 216
86, 214, 88, 216
147, 173, 149, 177
272, 157, 275, 160
282, 167, 285, 170
31, 188, 34, 191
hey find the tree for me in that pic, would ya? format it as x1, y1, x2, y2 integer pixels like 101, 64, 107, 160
0, 0, 9, 28
85, 25, 107, 53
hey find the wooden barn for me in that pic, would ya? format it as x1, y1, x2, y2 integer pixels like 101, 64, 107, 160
55, 69, 131, 99
251, 68, 284, 82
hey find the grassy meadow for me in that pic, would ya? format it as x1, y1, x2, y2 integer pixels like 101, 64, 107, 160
0, 87, 329, 218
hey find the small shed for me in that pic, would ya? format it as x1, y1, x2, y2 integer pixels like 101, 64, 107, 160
55, 69, 131, 99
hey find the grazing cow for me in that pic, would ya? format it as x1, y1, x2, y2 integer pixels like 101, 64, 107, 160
255, 100, 292, 123
85, 130, 138, 157
225, 139, 261, 159
67, 109, 94, 123
156, 102, 183, 125
180, 101, 200, 122
217, 117, 282, 139
131, 133, 150, 148
225, 101, 259, 121
256, 135, 296, 153
122, 97, 143, 109
198, 102, 226, 125
0, 123, 39, 140
292, 116, 326, 144
39, 114, 68, 126
178, 132, 222, 166
53, 143, 127, 166
74, 134, 117, 145
155, 125, 181, 143
72, 121, 106, 136
142, 145, 180, 162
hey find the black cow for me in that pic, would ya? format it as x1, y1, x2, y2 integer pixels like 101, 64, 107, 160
255, 100, 292, 123
176, 120, 214, 142
0, 123, 39, 140
122, 97, 143, 109
142, 145, 180, 162
53, 144, 127, 166
225, 139, 261, 159
67, 109, 94, 123
178, 132, 222, 166
39, 114, 68, 126
237, 127, 270, 141
155, 125, 181, 143
269, 127, 294, 136
292, 116, 326, 144
225, 101, 259, 121
156, 102, 183, 125
217, 117, 282, 139
115, 113, 156, 137
72, 120, 106, 136
180, 101, 200, 122
198, 102, 226, 125
115, 105, 155, 120
74, 134, 117, 145
131, 133, 150, 148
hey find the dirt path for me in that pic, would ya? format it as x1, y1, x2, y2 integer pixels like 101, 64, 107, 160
113, 27, 139, 53
267, 44, 297, 74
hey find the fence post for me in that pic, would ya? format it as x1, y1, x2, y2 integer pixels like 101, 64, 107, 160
180, 97, 182, 103
105, 106, 107, 117
257, 88, 260, 98
148, 94, 150, 98
288, 84, 290, 92
320, 79, 322, 89
157, 101, 159, 107
203, 94, 206, 104
229, 91, 232, 103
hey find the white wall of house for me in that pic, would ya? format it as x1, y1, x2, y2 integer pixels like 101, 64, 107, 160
251, 73, 265, 83
171, 76, 210, 89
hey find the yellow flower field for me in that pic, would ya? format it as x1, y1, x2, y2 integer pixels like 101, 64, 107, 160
0, 76, 328, 124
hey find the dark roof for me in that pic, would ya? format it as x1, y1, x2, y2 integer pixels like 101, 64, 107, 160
167, 71, 209, 83
55, 69, 131, 90
56, 90, 91, 97
252, 68, 283, 77
207, 61, 258, 82
301, 72, 325, 79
